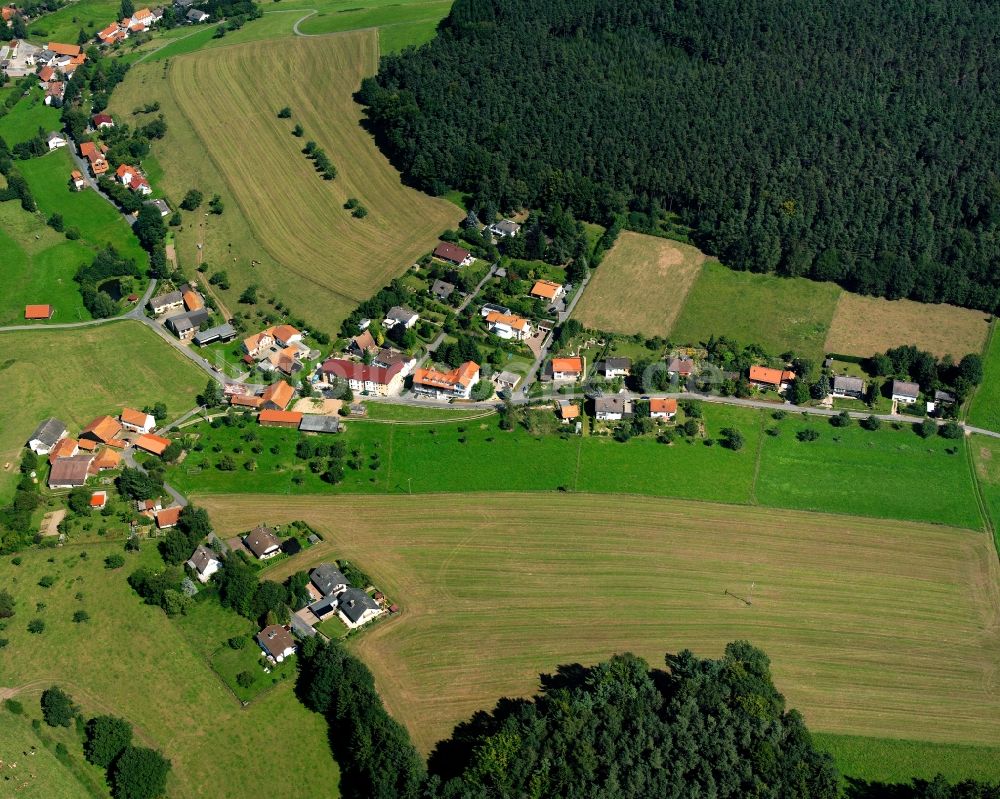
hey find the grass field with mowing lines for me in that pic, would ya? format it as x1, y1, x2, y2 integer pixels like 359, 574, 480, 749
755, 413, 983, 529
201, 492, 1000, 760
0, 201, 94, 325
671, 260, 841, 360
814, 733, 1000, 785
0, 322, 204, 500
967, 325, 1000, 433
0, 87, 61, 145
112, 32, 457, 330
825, 293, 990, 359
18, 149, 149, 268
573, 230, 704, 337
0, 542, 340, 799
296, 0, 451, 39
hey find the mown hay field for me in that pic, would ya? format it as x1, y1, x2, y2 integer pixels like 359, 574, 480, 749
159, 32, 457, 326
0, 542, 339, 799
202, 492, 1000, 757
572, 230, 704, 337
0, 322, 204, 501
825, 293, 990, 359
669, 260, 842, 360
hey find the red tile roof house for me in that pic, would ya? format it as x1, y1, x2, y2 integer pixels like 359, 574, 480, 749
155, 506, 182, 529
24, 304, 52, 319
411, 361, 480, 400
320, 358, 405, 397
260, 380, 294, 411
120, 407, 155, 434
748, 365, 796, 392
649, 398, 678, 419
432, 241, 474, 267
90, 490, 107, 509
44, 80, 63, 105
92, 112, 114, 129
550, 356, 584, 381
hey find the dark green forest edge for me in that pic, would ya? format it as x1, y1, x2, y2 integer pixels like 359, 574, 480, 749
296, 638, 996, 799
360, 0, 1000, 311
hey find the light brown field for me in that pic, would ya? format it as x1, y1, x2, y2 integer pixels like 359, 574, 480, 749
825, 293, 990, 358
111, 31, 458, 328
201, 492, 1000, 755
573, 231, 704, 336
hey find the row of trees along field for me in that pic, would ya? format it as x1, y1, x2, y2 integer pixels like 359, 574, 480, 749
296, 637, 1000, 799
359, 0, 1000, 312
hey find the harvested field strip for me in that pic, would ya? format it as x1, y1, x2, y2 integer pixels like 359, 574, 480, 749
572, 230, 704, 337
201, 492, 1000, 756
824, 292, 990, 359
167, 33, 458, 322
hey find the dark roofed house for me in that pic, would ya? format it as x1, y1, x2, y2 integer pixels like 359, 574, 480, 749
256, 624, 295, 662
48, 454, 95, 488
186, 545, 221, 583
599, 357, 631, 379
186, 7, 208, 21
243, 525, 281, 559
145, 198, 170, 217
489, 219, 521, 238
165, 307, 209, 340
431, 279, 455, 301
310, 564, 349, 597
891, 379, 921, 404
667, 357, 695, 377
593, 395, 633, 421
831, 375, 865, 399
299, 414, 340, 434
148, 289, 183, 314
934, 389, 956, 404
28, 417, 68, 454
336, 587, 382, 629
433, 241, 472, 266
193, 323, 237, 347
384, 305, 419, 329
346, 330, 378, 358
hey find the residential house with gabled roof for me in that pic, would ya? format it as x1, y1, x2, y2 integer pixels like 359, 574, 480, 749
310, 564, 349, 597
594, 395, 633, 421
48, 437, 79, 464
155, 506, 181, 529
257, 624, 295, 662
489, 219, 521, 238
337, 587, 382, 629
79, 141, 109, 175
551, 357, 584, 381
431, 279, 455, 301
148, 289, 184, 314
28, 417, 68, 454
666, 357, 695, 377
412, 361, 480, 399
891, 380, 920, 404
46, 131, 66, 150
485, 311, 532, 341
70, 169, 85, 189
384, 306, 419, 330
187, 545, 221, 583
530, 279, 564, 301
44, 80, 63, 105
92, 112, 114, 129
557, 399, 580, 422
120, 407, 155, 433
346, 330, 378, 358
597, 357, 631, 379
433, 241, 473, 266
748, 365, 795, 391
243, 525, 281, 559
831, 375, 865, 399
649, 398, 678, 419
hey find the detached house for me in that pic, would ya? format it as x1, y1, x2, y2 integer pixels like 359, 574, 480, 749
44, 80, 63, 105
551, 357, 583, 381
92, 112, 114, 129
598, 357, 631, 379
45, 131, 66, 150
749, 365, 795, 391
594, 395, 633, 421
120, 407, 155, 433
155, 506, 181, 529
187, 545, 221, 583
530, 280, 565, 302
666, 357, 695, 378
489, 219, 521, 238
311, 564, 349, 597
485, 311, 532, 341
337, 587, 382, 629
649, 398, 678, 419
148, 289, 183, 314
831, 376, 865, 399
433, 241, 473, 266
244, 525, 281, 559
384, 306, 419, 330
186, 8, 209, 22
79, 141, 109, 176
891, 380, 920, 405
320, 358, 405, 397
257, 624, 295, 662
412, 361, 480, 399
116, 163, 151, 195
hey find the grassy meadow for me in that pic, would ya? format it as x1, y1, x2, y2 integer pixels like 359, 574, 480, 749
573, 230, 704, 338
0, 542, 340, 799
0, 322, 204, 500
110, 31, 457, 331
170, 401, 983, 529
825, 293, 989, 359
0, 201, 94, 325
18, 149, 149, 268
27, 0, 121, 43
671, 260, 841, 361
0, 87, 61, 145
967, 325, 1000, 432
201, 492, 1000, 760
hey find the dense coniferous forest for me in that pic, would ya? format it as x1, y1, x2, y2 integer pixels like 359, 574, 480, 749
360, 0, 1000, 311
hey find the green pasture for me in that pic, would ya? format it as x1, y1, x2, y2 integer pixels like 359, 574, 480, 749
966, 324, 1000, 432
0, 87, 61, 145
27, 0, 122, 42
0, 201, 94, 325
671, 260, 841, 362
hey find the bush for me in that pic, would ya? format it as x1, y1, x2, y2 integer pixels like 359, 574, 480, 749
180, 189, 203, 211
0, 588, 14, 618
41, 686, 77, 727
277, 106, 291, 118
105, 553, 126, 569
796, 428, 820, 442
228, 635, 247, 650
73, 610, 90, 623
27, 618, 45, 634
718, 427, 744, 450
38, 575, 55, 588
860, 414, 881, 431
236, 670, 254, 688
916, 418, 937, 438
4, 698, 24, 714
939, 420, 962, 439
829, 410, 852, 428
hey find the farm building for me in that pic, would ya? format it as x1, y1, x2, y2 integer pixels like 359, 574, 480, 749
193, 323, 236, 346
48, 455, 95, 489
81, 415, 123, 444
260, 381, 294, 411
27, 417, 68, 454
24, 304, 52, 319
299, 415, 340, 434
259, 409, 303, 428
133, 433, 171, 456
120, 407, 155, 433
